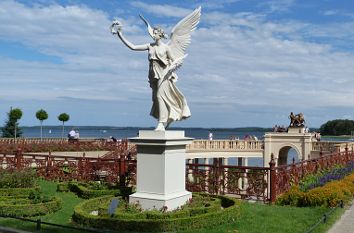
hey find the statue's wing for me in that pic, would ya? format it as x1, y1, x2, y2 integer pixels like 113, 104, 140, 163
168, 6, 201, 61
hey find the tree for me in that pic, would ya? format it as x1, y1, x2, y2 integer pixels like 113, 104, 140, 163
58, 113, 70, 138
36, 109, 48, 140
319, 119, 354, 136
2, 108, 23, 138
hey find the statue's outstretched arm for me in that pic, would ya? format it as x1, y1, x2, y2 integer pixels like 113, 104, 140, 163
116, 31, 149, 51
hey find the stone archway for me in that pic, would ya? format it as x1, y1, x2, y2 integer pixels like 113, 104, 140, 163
278, 145, 301, 166
263, 131, 313, 167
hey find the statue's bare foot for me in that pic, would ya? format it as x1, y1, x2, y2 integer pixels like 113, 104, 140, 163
164, 119, 173, 129
155, 122, 165, 131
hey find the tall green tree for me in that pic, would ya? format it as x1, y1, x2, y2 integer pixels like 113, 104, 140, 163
2, 108, 23, 139
58, 113, 70, 138
35, 109, 48, 140
319, 119, 354, 136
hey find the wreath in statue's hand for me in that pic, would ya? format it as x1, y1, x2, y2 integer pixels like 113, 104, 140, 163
110, 19, 122, 34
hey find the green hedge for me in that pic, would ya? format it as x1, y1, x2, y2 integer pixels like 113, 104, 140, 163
0, 196, 62, 217
0, 186, 40, 197
73, 195, 240, 232
68, 182, 132, 199
57, 182, 70, 192
0, 198, 32, 205
0, 169, 37, 188
96, 194, 222, 220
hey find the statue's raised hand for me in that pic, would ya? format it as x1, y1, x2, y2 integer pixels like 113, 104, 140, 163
110, 19, 122, 35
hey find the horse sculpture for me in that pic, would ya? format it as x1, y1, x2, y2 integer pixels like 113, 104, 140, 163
289, 112, 305, 127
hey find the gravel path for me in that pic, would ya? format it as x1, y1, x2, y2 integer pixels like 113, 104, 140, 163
327, 202, 354, 233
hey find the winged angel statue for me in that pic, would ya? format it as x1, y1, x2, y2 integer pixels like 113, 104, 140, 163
111, 7, 201, 131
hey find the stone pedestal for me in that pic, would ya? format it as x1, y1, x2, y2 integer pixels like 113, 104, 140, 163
128, 130, 193, 211
287, 126, 305, 134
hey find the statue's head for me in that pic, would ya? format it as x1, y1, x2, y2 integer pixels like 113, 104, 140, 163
153, 26, 167, 40
139, 15, 168, 41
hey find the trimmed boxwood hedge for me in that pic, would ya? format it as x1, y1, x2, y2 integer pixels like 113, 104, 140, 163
0, 186, 40, 197
0, 196, 62, 217
57, 182, 70, 192
68, 182, 132, 199
73, 194, 240, 232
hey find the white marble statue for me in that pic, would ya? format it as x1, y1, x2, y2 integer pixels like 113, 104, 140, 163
111, 7, 201, 131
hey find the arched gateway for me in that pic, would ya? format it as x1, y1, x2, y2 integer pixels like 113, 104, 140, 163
263, 127, 313, 166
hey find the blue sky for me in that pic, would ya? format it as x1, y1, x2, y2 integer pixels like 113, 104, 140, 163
1, 0, 354, 128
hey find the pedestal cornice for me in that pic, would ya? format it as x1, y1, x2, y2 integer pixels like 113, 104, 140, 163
129, 130, 193, 146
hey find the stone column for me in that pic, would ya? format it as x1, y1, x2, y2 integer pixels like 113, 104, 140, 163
223, 158, 228, 193
243, 157, 248, 166
238, 157, 243, 166
204, 158, 210, 193
129, 130, 193, 211
242, 157, 248, 190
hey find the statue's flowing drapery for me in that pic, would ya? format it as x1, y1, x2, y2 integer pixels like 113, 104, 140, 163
148, 45, 191, 122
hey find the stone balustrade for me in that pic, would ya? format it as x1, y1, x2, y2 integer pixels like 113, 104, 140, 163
186, 139, 264, 152
312, 141, 354, 152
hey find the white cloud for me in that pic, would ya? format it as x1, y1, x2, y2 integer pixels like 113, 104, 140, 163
130, 1, 192, 18
260, 0, 296, 13
1, 1, 354, 127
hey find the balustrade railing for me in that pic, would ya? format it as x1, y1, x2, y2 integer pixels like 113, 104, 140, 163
275, 149, 354, 197
311, 141, 337, 152
186, 158, 271, 202
0, 140, 353, 203
186, 139, 263, 152
0, 151, 136, 185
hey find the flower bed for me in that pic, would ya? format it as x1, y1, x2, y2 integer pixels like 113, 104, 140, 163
300, 161, 354, 191
277, 173, 354, 207
73, 193, 240, 232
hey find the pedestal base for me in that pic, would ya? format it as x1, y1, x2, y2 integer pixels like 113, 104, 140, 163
288, 126, 305, 133
130, 191, 192, 211
128, 130, 193, 211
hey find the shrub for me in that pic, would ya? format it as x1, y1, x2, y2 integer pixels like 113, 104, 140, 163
0, 186, 40, 197
0, 196, 62, 217
73, 194, 240, 232
68, 182, 132, 199
276, 186, 304, 206
0, 169, 37, 188
57, 182, 70, 192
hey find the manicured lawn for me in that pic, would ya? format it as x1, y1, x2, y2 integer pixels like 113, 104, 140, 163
180, 201, 345, 233
0, 180, 346, 233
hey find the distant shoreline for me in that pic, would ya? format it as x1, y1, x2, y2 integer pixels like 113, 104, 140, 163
4, 125, 274, 131
3, 125, 321, 133
322, 135, 353, 139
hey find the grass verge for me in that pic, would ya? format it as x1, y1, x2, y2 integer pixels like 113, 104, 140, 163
179, 201, 346, 233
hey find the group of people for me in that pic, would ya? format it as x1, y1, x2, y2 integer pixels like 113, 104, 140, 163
273, 124, 310, 133
208, 132, 257, 141
273, 125, 287, 133
68, 129, 80, 141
